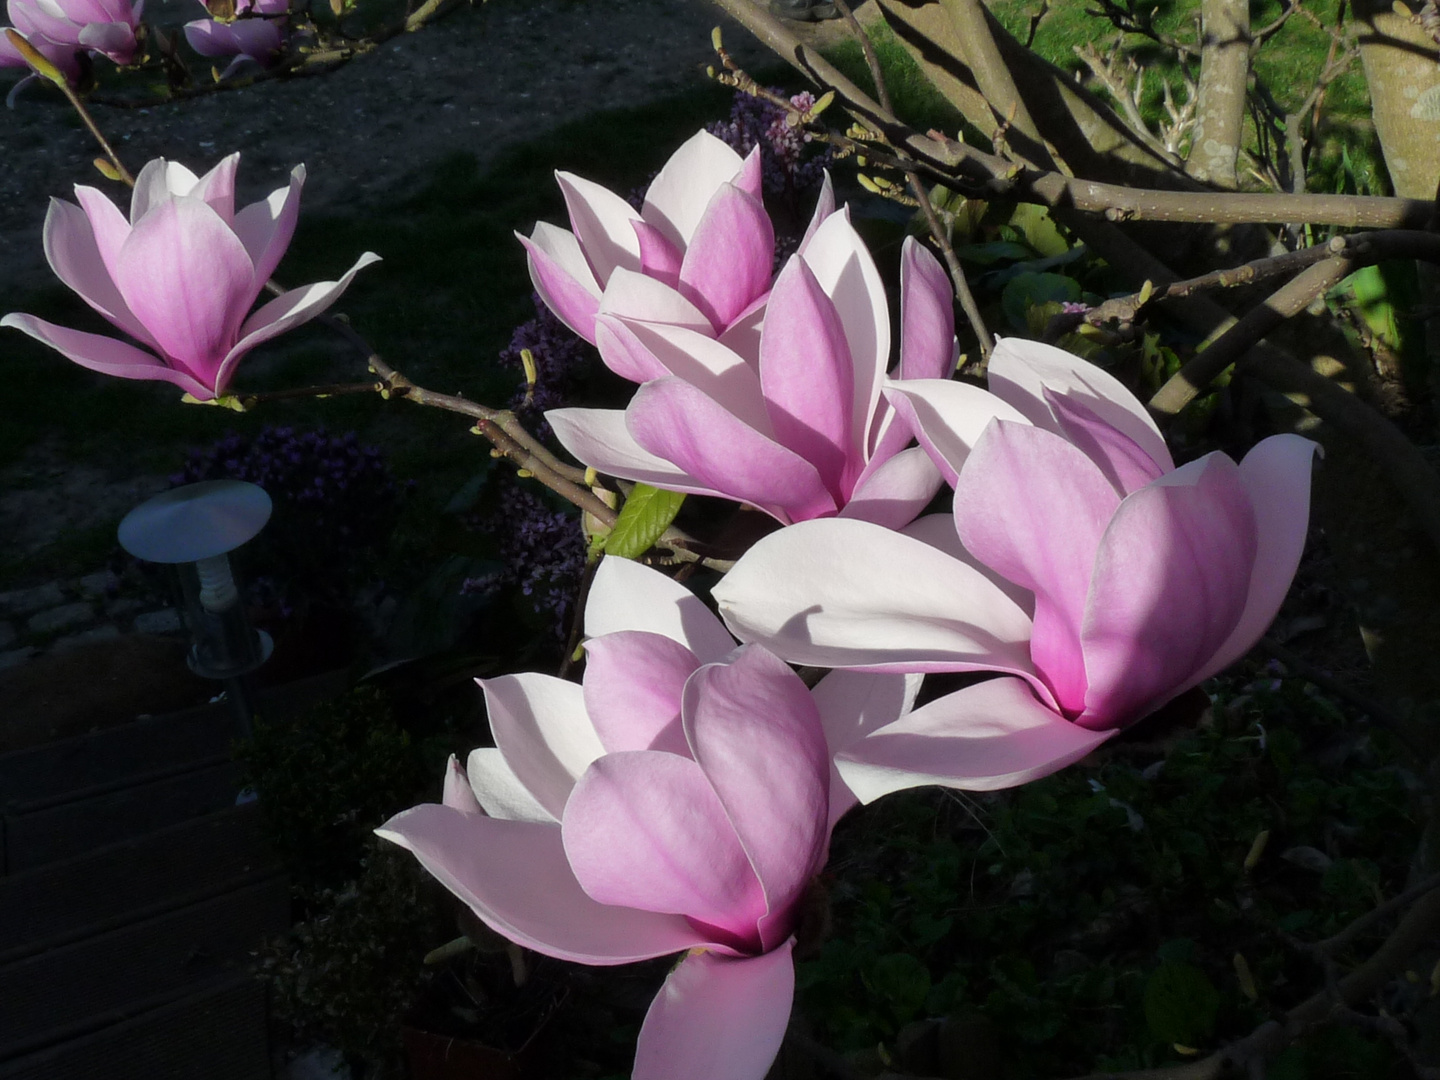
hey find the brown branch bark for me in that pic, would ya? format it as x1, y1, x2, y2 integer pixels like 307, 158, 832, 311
1186, 0, 1250, 188
711, 0, 1433, 229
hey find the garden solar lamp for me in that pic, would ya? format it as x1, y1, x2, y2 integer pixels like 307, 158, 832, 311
118, 479, 274, 735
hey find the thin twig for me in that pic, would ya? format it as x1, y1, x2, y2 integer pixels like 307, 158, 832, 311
235, 381, 382, 406
828, 0, 994, 358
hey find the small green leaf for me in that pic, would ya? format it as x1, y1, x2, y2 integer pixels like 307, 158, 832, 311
1001, 272, 1080, 330
1144, 962, 1219, 1046
867, 952, 931, 1023
602, 483, 686, 560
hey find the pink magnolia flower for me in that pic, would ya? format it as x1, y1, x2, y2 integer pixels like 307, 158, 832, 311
2, 153, 378, 401
378, 559, 917, 1080
518, 129, 782, 349
713, 338, 1317, 802
4, 0, 141, 66
0, 24, 82, 81
183, 15, 284, 71
546, 230, 964, 527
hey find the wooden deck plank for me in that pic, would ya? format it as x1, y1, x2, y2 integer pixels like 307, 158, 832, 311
0, 973, 270, 1080
2, 761, 244, 872
0, 877, 289, 1059
0, 804, 278, 962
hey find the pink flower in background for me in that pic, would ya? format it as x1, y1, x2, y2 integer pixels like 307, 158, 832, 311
3, 153, 378, 401
0, 24, 82, 81
518, 129, 783, 350
183, 15, 284, 72
713, 338, 1317, 802
379, 559, 916, 1080
546, 231, 966, 528
4, 0, 142, 66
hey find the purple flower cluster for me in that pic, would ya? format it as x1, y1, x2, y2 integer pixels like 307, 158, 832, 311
464, 480, 586, 640
498, 294, 597, 439
173, 426, 409, 613
707, 88, 833, 203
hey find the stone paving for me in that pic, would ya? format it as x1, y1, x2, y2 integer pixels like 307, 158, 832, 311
0, 567, 185, 672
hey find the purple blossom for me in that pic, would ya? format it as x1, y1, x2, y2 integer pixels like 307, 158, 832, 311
468, 480, 586, 640
707, 88, 833, 205
498, 294, 598, 439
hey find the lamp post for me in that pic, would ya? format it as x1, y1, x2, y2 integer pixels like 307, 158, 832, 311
118, 479, 273, 735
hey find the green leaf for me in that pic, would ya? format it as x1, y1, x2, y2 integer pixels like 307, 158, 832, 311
867, 952, 931, 1023
601, 483, 686, 560
1144, 962, 1219, 1046
1002, 272, 1080, 330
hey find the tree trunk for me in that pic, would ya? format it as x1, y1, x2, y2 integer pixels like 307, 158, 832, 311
1185, 0, 1250, 188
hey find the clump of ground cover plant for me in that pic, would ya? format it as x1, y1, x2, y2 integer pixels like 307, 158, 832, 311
802, 664, 1418, 1078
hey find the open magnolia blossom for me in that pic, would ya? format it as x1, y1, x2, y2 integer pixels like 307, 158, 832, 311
183, 15, 284, 72
2, 153, 378, 402
713, 338, 1318, 802
547, 230, 960, 527
2, 0, 141, 68
518, 129, 791, 350
378, 558, 917, 1080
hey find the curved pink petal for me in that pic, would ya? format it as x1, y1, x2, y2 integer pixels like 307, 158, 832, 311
641, 130, 746, 251
43, 195, 156, 350
716, 295, 765, 365
1195, 435, 1319, 681
377, 805, 704, 964
184, 21, 244, 61
584, 557, 736, 664
1045, 388, 1166, 496
602, 317, 770, 432
187, 153, 239, 225
556, 170, 641, 285
986, 337, 1174, 474
903, 512, 1035, 617
111, 196, 254, 382
713, 518, 1043, 689
682, 647, 828, 947
217, 251, 379, 392
464, 747, 554, 824
478, 673, 603, 820
798, 171, 835, 252
632, 219, 682, 287
760, 255, 857, 501
835, 676, 1114, 803
898, 236, 955, 382
1079, 454, 1258, 728
562, 750, 766, 944
582, 630, 698, 756
955, 421, 1119, 715
548, 406, 749, 503
594, 315, 673, 384
837, 445, 943, 530
678, 183, 774, 331
810, 669, 921, 830
76, 18, 135, 62
633, 943, 795, 1080
442, 754, 482, 815
519, 224, 601, 343
0, 313, 212, 398
68, 186, 130, 280
882, 379, 1029, 488
598, 268, 712, 334
734, 144, 763, 202
800, 210, 889, 445
627, 377, 837, 524
232, 165, 303, 295
128, 158, 198, 223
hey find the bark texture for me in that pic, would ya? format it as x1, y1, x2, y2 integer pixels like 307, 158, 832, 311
1185, 0, 1250, 188
1353, 0, 1440, 200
